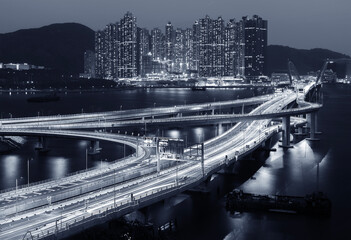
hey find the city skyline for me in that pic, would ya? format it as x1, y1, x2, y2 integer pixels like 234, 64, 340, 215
0, 0, 350, 56
93, 12, 267, 80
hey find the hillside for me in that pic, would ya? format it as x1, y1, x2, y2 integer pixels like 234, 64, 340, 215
0, 23, 349, 76
267, 45, 350, 75
0, 23, 95, 74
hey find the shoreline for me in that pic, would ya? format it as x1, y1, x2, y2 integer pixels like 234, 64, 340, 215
0, 84, 274, 94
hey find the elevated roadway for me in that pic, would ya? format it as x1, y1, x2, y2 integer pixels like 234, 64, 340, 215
0, 83, 321, 240
0, 94, 272, 127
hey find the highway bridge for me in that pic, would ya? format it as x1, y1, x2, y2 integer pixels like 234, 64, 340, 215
0, 101, 319, 130
0, 81, 322, 240
0, 94, 271, 127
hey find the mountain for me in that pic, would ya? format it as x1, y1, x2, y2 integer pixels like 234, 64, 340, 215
0, 23, 94, 74
0, 23, 349, 76
267, 45, 350, 76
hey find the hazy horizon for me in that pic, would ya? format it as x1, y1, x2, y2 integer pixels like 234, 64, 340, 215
0, 0, 350, 56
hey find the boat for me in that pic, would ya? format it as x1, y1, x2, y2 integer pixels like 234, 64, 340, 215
226, 189, 331, 217
191, 86, 206, 91
27, 93, 60, 103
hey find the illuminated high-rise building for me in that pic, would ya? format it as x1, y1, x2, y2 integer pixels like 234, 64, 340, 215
94, 30, 105, 79
84, 50, 95, 78
104, 23, 118, 79
235, 20, 245, 77
212, 17, 225, 76
192, 21, 200, 73
243, 15, 267, 79
173, 28, 185, 73
117, 12, 137, 78
198, 16, 213, 77
137, 27, 150, 76
165, 22, 174, 62
151, 28, 164, 61
184, 28, 194, 71
224, 19, 236, 76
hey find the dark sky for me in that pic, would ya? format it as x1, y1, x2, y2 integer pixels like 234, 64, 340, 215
1, 0, 350, 56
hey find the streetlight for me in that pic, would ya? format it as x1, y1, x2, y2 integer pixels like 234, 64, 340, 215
16, 176, 24, 215
85, 148, 88, 171
175, 159, 179, 186
27, 158, 33, 187
100, 159, 107, 191
114, 168, 116, 208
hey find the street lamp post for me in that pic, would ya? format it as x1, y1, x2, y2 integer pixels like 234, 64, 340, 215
15, 177, 23, 215
27, 158, 32, 187
114, 169, 116, 208
85, 148, 88, 171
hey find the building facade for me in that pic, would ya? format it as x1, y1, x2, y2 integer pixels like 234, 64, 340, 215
243, 15, 268, 79
94, 12, 267, 80
84, 50, 96, 78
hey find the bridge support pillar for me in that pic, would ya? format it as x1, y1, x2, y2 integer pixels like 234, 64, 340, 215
177, 113, 182, 117
201, 142, 205, 177
217, 123, 223, 136
211, 109, 215, 115
315, 112, 322, 135
35, 136, 48, 151
294, 126, 306, 136
156, 138, 160, 173
279, 116, 293, 148
307, 112, 320, 141
88, 140, 101, 155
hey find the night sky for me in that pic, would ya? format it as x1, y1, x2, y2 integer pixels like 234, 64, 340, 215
1, 0, 350, 55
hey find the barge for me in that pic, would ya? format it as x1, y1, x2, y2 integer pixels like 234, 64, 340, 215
226, 189, 331, 217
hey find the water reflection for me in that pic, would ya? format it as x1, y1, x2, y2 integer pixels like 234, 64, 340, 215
1, 155, 21, 187
46, 157, 69, 179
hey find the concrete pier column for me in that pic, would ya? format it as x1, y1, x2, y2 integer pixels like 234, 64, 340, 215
35, 136, 47, 151
315, 112, 322, 134
307, 112, 319, 141
88, 140, 101, 155
201, 143, 205, 177
294, 126, 306, 136
177, 113, 182, 117
156, 138, 160, 173
306, 114, 311, 129
279, 116, 293, 148
211, 109, 215, 115
217, 123, 223, 136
